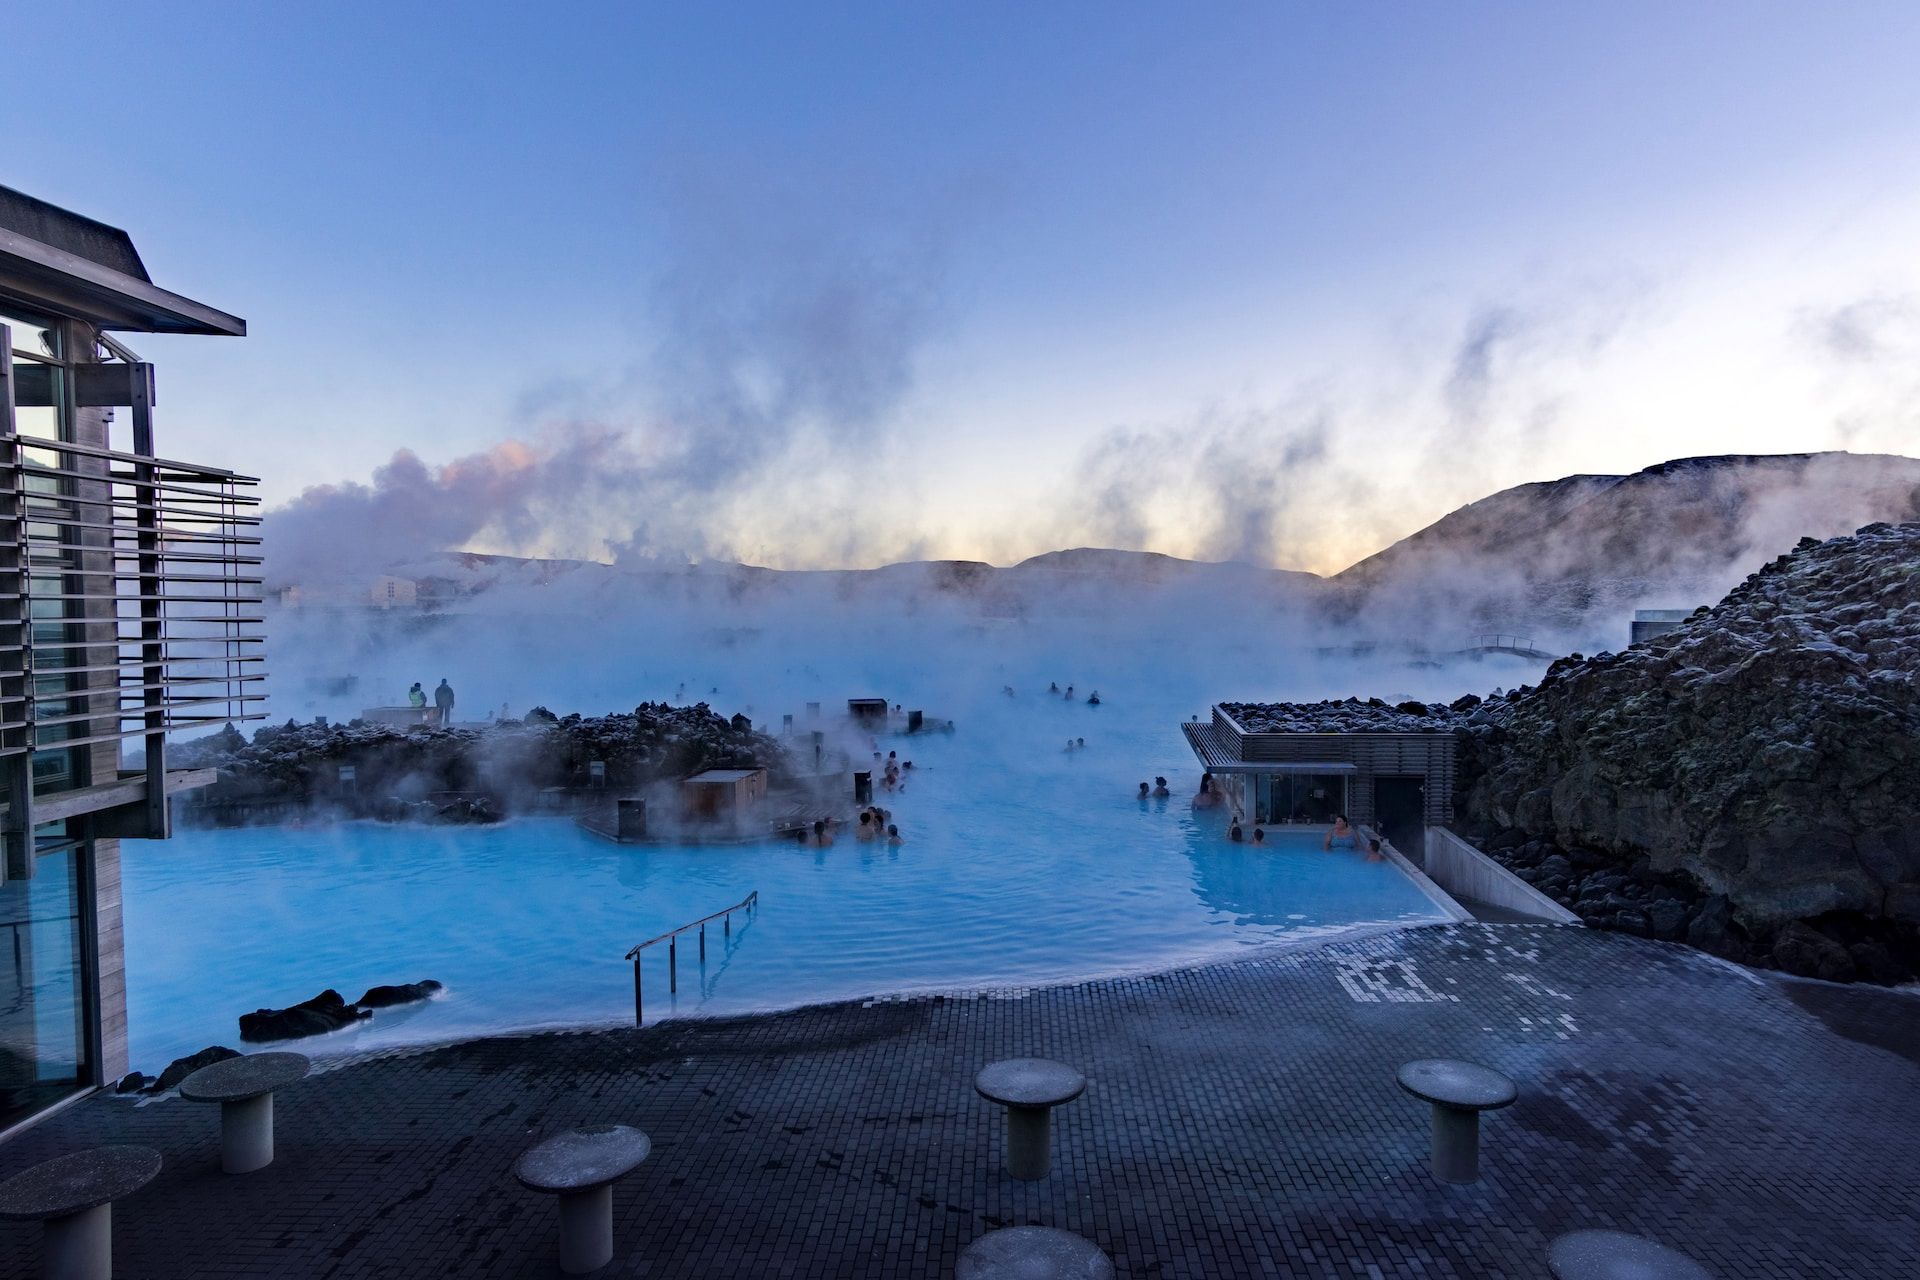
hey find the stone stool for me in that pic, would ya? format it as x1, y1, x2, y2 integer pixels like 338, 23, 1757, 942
179, 1051, 311, 1174
0, 1145, 161, 1280
1395, 1058, 1516, 1184
957, 1226, 1114, 1280
1549, 1229, 1714, 1279
974, 1058, 1086, 1181
514, 1124, 650, 1275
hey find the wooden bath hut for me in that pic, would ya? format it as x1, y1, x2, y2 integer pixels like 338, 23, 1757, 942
680, 768, 769, 820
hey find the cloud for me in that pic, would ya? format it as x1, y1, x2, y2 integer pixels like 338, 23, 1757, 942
1046, 277, 1648, 573
1442, 304, 1529, 420
638, 167, 952, 492
1054, 400, 1339, 567
265, 166, 960, 581
262, 429, 652, 587
1795, 291, 1920, 447
1801, 292, 1919, 364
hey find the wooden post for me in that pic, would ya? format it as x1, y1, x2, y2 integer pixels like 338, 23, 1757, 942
632, 956, 642, 1026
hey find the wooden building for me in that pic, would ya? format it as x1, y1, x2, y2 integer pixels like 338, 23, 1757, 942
680, 768, 769, 821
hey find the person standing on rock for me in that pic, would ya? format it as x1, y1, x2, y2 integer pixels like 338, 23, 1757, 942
434, 678, 456, 725
408, 682, 426, 710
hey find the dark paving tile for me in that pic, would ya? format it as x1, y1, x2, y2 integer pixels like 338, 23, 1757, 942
2, 924, 1915, 1277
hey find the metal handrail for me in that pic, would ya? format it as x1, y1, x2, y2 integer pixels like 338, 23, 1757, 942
0, 420, 267, 758
6, 431, 260, 483
625, 891, 758, 1025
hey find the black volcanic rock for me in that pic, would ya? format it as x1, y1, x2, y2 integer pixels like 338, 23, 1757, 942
1242, 522, 1920, 983
1457, 523, 1920, 933
1222, 699, 1453, 735
176, 702, 783, 822
240, 989, 371, 1042
1770, 922, 1858, 983
151, 1045, 240, 1092
355, 980, 443, 1009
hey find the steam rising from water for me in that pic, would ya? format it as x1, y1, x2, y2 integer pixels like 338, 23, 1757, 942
256, 217, 1920, 711
270, 168, 952, 582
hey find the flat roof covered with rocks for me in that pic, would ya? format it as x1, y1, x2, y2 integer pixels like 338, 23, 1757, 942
1220, 698, 1465, 734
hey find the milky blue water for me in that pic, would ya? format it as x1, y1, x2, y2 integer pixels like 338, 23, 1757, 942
123, 680, 1454, 1069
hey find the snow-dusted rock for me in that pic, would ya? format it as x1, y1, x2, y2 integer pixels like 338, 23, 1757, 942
1239, 523, 1920, 983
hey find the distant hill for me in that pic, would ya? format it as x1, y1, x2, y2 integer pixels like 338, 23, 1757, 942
1334, 452, 1920, 629
278, 451, 1920, 644
361, 544, 1319, 617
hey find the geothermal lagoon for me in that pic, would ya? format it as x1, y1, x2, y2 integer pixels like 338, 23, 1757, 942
123, 673, 1458, 1069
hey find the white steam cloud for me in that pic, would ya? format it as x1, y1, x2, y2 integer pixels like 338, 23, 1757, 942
269, 168, 953, 586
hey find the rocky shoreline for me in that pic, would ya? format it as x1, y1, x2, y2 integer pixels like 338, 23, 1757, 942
1240, 522, 1920, 985
174, 701, 784, 824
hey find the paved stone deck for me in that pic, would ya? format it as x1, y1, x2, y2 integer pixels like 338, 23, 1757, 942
3, 923, 1916, 1277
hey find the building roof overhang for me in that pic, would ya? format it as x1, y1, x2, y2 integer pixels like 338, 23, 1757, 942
1182, 722, 1362, 774
0, 225, 244, 336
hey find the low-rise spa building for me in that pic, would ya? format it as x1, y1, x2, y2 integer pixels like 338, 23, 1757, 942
1181, 702, 1456, 845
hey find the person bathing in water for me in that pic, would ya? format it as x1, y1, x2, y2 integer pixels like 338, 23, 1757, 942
1366, 837, 1384, 862
1087, 690, 1100, 705
1323, 815, 1358, 852
1229, 823, 1244, 842
1253, 827, 1266, 845
1153, 776, 1170, 797
1138, 782, 1150, 799
887, 824, 903, 846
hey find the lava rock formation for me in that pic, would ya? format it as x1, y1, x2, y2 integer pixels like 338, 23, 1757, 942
1242, 522, 1920, 983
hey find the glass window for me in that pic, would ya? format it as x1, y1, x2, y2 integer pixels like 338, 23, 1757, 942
10, 361, 62, 442
6, 308, 64, 441
1, 308, 60, 361
1257, 772, 1350, 824
0, 830, 93, 1132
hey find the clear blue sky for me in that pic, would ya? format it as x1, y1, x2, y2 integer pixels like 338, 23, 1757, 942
9, 2, 1920, 570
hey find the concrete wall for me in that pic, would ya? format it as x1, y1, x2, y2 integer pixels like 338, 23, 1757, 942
1422, 826, 1581, 924
1362, 826, 1474, 922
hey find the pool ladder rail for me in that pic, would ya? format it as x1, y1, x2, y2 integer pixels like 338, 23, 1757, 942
625, 891, 758, 1026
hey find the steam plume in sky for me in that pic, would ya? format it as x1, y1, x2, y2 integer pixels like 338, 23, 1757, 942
267, 170, 954, 584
